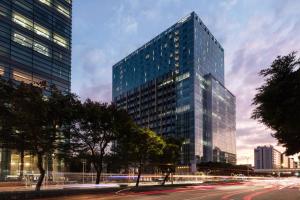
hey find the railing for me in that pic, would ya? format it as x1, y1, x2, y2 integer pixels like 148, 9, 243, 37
0, 172, 286, 191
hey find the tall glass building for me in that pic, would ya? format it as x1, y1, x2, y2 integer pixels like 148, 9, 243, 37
0, 0, 71, 178
112, 12, 236, 171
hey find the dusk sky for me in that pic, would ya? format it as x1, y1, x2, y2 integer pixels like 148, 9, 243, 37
71, 0, 300, 164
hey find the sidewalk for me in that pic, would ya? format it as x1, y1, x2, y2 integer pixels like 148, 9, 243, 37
0, 182, 205, 200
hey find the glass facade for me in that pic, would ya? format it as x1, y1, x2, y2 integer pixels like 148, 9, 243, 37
0, 0, 72, 178
113, 12, 236, 169
0, 0, 71, 92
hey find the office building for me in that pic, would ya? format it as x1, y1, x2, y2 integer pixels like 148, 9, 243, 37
288, 158, 295, 169
294, 161, 299, 169
112, 12, 236, 170
254, 146, 281, 169
0, 0, 72, 178
281, 154, 289, 168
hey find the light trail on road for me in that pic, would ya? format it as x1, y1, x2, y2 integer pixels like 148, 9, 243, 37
37, 177, 300, 200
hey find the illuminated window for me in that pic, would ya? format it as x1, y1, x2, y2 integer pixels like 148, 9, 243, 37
56, 4, 70, 17
33, 41, 50, 57
12, 12, 33, 30
176, 105, 190, 113
176, 72, 190, 82
38, 0, 51, 6
34, 24, 50, 39
0, 66, 4, 76
53, 33, 68, 48
12, 32, 32, 48
12, 69, 32, 84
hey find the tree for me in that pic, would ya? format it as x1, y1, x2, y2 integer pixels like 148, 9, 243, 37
116, 127, 165, 187
47, 86, 80, 174
157, 137, 182, 185
0, 80, 22, 178
11, 82, 73, 191
252, 52, 300, 155
0, 80, 15, 149
12, 82, 49, 191
68, 99, 129, 184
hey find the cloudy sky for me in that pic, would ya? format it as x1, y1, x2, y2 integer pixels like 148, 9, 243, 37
71, 0, 300, 164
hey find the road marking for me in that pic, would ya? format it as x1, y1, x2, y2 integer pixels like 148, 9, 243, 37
115, 187, 131, 194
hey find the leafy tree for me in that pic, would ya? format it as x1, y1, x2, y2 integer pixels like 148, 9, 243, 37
47, 86, 80, 173
12, 82, 50, 190
252, 52, 300, 155
68, 99, 129, 184
117, 127, 165, 187
11, 82, 74, 191
0, 80, 21, 177
0, 80, 15, 149
157, 137, 182, 185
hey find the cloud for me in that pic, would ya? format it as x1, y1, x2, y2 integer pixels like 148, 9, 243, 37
123, 16, 138, 33
222, 0, 300, 164
82, 49, 108, 75
220, 0, 237, 10
72, 0, 300, 164
79, 83, 112, 103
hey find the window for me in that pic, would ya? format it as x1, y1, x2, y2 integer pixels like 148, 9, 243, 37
12, 32, 32, 48
0, 66, 4, 76
13, 0, 32, 11
12, 12, 33, 30
33, 41, 50, 57
0, 5, 9, 17
56, 4, 70, 17
176, 72, 190, 82
34, 23, 50, 39
53, 33, 68, 48
39, 0, 51, 6
12, 69, 32, 84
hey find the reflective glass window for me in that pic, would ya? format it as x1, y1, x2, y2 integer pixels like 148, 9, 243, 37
38, 0, 51, 6
53, 33, 68, 48
12, 31, 32, 48
12, 12, 33, 30
12, 69, 32, 84
56, 4, 70, 18
34, 23, 50, 39
33, 41, 50, 57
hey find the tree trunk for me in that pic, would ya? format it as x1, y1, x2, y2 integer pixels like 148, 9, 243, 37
136, 163, 142, 187
161, 171, 170, 186
19, 150, 24, 181
36, 153, 45, 191
94, 161, 103, 184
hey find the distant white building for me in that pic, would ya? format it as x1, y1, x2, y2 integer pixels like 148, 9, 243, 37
254, 146, 281, 169
281, 154, 289, 168
288, 158, 295, 169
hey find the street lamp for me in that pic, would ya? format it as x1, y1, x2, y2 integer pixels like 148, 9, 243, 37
81, 159, 86, 184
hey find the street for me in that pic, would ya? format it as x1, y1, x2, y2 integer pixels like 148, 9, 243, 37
39, 177, 300, 200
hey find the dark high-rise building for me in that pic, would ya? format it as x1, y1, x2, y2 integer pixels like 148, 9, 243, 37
112, 12, 236, 171
0, 0, 72, 177
254, 146, 281, 169
0, 0, 71, 91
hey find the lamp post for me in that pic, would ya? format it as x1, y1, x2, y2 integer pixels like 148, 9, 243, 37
245, 156, 250, 176
81, 159, 86, 184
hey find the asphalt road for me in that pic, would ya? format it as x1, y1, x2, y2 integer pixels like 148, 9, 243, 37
39, 178, 300, 200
